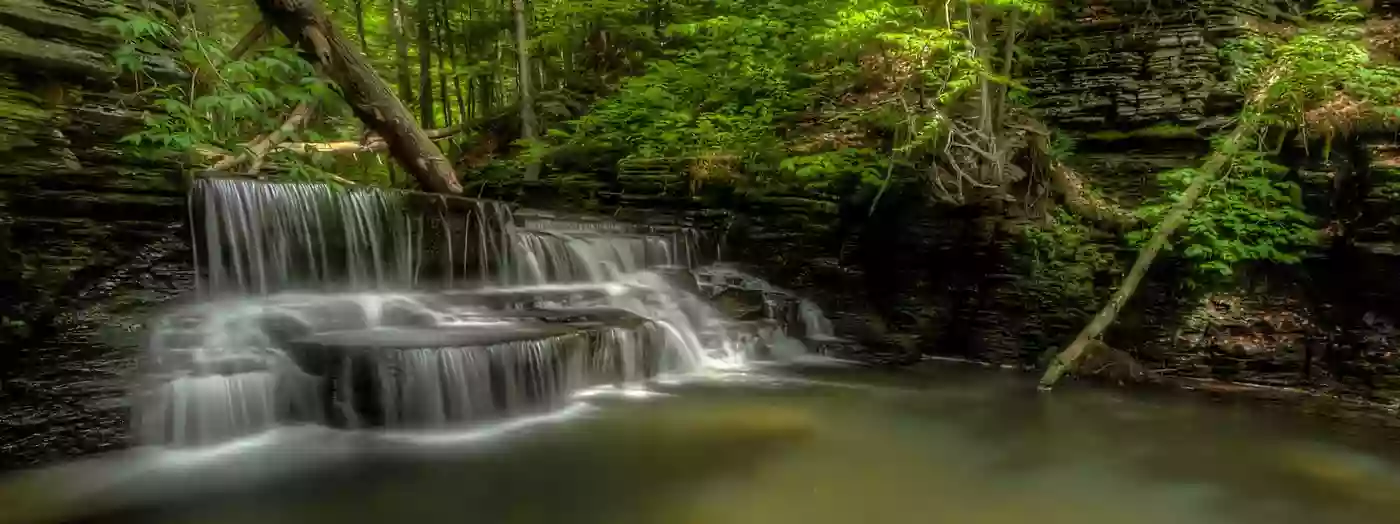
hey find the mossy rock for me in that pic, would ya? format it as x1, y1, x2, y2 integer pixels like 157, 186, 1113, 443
0, 23, 115, 83
0, 0, 112, 48
0, 73, 54, 152
1083, 123, 1203, 142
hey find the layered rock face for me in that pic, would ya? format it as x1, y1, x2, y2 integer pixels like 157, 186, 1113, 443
1023, 0, 1400, 406
0, 0, 190, 469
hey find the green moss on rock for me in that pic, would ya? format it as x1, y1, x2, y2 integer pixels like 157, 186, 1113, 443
0, 73, 53, 152
1084, 123, 1203, 142
0, 22, 114, 82
0, 0, 111, 48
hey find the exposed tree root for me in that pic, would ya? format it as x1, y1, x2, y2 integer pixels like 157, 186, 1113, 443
1023, 130, 1138, 231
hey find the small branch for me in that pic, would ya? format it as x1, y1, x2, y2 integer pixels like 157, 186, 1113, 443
246, 102, 316, 173
209, 102, 315, 172
277, 124, 458, 155
228, 21, 271, 62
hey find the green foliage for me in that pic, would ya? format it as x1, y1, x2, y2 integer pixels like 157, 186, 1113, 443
1125, 8, 1400, 287
548, 1, 817, 160
101, 4, 392, 185
104, 9, 320, 148
777, 148, 888, 188
538, 0, 1043, 191
1128, 152, 1316, 285
1047, 130, 1077, 161
1309, 0, 1367, 23
1225, 10, 1400, 137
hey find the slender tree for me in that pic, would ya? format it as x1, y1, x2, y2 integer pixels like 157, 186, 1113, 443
354, 0, 368, 50
417, 0, 436, 127
510, 0, 539, 180
450, 9, 468, 124
435, 0, 452, 126
390, 0, 414, 109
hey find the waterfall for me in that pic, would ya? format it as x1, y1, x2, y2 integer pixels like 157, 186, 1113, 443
191, 178, 518, 295
138, 178, 823, 447
800, 299, 835, 340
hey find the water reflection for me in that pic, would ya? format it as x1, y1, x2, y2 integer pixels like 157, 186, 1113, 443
7, 361, 1400, 524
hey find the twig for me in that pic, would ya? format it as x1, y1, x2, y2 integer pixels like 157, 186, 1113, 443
246, 102, 316, 174
228, 21, 271, 62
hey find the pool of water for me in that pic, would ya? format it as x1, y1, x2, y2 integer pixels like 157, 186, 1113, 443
7, 359, 1400, 524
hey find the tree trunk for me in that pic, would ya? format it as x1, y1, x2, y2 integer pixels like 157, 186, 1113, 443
1038, 126, 1249, 389
1037, 63, 1286, 389
390, 0, 414, 109
229, 21, 271, 61
975, 2, 996, 183
354, 0, 368, 51
510, 0, 539, 180
210, 101, 314, 171
246, 103, 317, 174
252, 0, 464, 194
450, 10, 468, 125
417, 0, 435, 128
992, 7, 1018, 130
435, 0, 452, 126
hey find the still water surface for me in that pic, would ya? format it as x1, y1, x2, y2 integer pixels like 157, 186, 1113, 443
7, 359, 1400, 524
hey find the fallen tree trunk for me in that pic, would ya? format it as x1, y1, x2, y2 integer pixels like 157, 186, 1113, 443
279, 135, 442, 155
1037, 67, 1283, 390
1037, 125, 1250, 390
249, 0, 464, 194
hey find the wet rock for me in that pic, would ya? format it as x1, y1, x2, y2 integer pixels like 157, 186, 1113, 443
712, 288, 768, 321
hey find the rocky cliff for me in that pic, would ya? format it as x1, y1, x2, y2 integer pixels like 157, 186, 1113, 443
0, 0, 191, 469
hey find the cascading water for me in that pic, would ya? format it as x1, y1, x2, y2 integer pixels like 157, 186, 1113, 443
136, 177, 835, 447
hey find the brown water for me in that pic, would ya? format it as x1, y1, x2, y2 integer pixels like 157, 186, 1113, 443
7, 359, 1400, 524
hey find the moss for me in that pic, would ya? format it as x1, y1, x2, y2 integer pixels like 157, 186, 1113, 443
748, 195, 839, 213
0, 73, 53, 152
1085, 123, 1202, 142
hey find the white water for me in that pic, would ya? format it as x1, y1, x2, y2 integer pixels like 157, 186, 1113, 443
138, 178, 833, 447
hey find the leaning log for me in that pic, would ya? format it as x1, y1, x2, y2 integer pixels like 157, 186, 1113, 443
1038, 69, 1281, 389
1038, 125, 1252, 390
248, 0, 464, 194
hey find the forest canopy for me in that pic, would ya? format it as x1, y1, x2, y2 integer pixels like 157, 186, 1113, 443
103, 0, 1050, 199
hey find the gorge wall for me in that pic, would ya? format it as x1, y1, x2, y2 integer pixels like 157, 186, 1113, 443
0, 0, 190, 469
1024, 0, 1400, 410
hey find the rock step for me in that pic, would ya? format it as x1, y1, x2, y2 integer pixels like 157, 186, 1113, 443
285, 323, 671, 429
